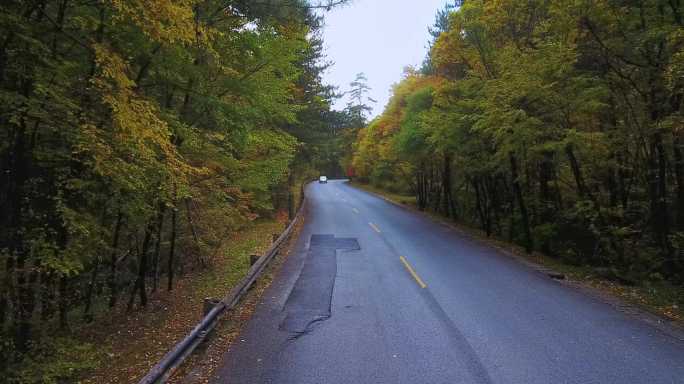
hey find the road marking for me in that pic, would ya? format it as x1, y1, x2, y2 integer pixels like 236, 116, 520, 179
400, 256, 427, 289
369, 222, 381, 233
352, 208, 359, 214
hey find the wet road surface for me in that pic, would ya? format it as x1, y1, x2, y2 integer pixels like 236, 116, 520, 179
211, 180, 684, 384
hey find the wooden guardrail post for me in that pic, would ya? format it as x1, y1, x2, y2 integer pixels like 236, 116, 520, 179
203, 298, 220, 317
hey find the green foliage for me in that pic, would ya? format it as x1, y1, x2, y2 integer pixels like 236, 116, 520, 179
0, 0, 346, 380
394, 86, 434, 158
8, 337, 100, 384
352, 0, 684, 285
238, 129, 298, 212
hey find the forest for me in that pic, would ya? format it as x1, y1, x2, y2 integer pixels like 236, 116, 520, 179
0, 0, 363, 381
351, 0, 684, 287
3, 0, 683, 381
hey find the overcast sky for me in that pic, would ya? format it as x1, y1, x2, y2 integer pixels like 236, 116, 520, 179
320, 0, 450, 117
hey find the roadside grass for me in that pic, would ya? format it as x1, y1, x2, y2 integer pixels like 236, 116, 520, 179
350, 181, 683, 325
80, 219, 287, 384
169, 209, 306, 384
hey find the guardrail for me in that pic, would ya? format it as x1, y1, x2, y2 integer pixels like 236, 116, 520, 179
138, 182, 309, 384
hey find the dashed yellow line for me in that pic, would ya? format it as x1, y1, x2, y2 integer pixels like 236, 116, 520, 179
369, 222, 381, 233
352, 208, 360, 214
400, 256, 427, 289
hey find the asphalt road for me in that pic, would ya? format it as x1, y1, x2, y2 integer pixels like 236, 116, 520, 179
211, 180, 684, 384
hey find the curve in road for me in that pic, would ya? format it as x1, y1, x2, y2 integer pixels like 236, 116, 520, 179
211, 180, 684, 384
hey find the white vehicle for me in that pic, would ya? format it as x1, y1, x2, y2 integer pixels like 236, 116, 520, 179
319, 176, 328, 184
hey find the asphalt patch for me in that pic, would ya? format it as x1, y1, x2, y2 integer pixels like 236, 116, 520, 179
310, 234, 360, 251
279, 234, 359, 335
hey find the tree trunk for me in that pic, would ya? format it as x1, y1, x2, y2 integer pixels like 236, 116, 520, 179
16, 257, 39, 351
645, 133, 671, 253
184, 199, 205, 268
108, 211, 123, 308
128, 220, 154, 310
50, 0, 68, 55
510, 153, 533, 253
7, 119, 29, 351
538, 151, 556, 253
442, 153, 457, 219
82, 256, 100, 322
288, 171, 295, 220
487, 175, 503, 235
672, 132, 684, 228
58, 275, 69, 330
616, 152, 629, 210
0, 31, 16, 83
473, 177, 491, 236
653, 133, 672, 255
134, 44, 161, 88
151, 203, 166, 293
39, 271, 54, 321
566, 144, 589, 200
167, 205, 178, 291
416, 164, 427, 210
0, 255, 14, 333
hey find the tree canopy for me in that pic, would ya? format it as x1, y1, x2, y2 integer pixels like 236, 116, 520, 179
351, 0, 684, 285
0, 0, 350, 380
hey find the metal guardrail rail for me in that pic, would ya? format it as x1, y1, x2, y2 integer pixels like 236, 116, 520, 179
138, 183, 308, 384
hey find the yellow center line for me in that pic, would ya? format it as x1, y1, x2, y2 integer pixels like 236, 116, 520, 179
400, 256, 427, 289
369, 222, 381, 233
352, 208, 359, 214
